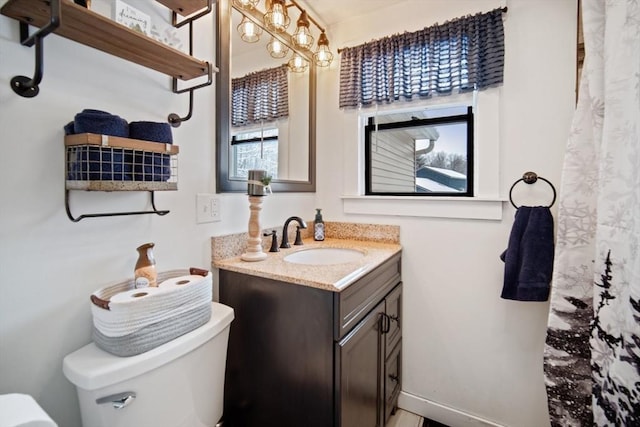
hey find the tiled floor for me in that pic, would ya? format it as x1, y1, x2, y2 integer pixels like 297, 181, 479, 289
387, 409, 423, 427
387, 409, 450, 427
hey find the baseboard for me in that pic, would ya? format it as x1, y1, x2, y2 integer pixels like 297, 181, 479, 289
398, 391, 506, 427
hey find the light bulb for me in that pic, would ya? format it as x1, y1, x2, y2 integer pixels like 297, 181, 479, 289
267, 37, 289, 58
288, 54, 308, 73
238, 16, 262, 43
313, 32, 334, 67
293, 11, 314, 49
264, 0, 290, 31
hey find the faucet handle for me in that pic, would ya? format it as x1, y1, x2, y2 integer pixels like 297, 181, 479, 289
263, 230, 279, 252
294, 226, 304, 246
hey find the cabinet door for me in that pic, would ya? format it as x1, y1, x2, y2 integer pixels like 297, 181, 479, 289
336, 300, 385, 427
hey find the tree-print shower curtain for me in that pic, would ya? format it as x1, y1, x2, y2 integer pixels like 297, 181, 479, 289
543, 0, 640, 426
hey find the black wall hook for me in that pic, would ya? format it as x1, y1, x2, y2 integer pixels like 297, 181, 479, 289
10, 0, 61, 98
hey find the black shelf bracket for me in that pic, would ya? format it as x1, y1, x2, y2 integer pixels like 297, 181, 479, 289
171, 0, 213, 29
65, 190, 170, 222
167, 4, 215, 127
167, 61, 213, 127
11, 0, 61, 97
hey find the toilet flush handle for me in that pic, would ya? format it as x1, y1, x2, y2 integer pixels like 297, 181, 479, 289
96, 391, 137, 409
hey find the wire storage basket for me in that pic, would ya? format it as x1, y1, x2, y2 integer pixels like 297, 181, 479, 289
65, 133, 179, 191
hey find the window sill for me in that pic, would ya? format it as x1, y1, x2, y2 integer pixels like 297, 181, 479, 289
341, 196, 505, 220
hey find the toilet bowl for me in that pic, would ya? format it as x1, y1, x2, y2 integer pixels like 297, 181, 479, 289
63, 302, 234, 427
0, 393, 57, 427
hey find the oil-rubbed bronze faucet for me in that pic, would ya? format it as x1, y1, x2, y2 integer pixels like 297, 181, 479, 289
263, 230, 279, 252
280, 216, 307, 248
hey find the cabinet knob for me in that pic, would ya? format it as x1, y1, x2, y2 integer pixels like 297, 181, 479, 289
388, 374, 399, 382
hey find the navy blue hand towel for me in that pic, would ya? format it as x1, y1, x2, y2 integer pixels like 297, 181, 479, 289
500, 206, 554, 301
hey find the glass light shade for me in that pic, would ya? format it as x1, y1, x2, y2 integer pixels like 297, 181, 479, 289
293, 11, 314, 49
264, 0, 290, 31
313, 32, 334, 67
288, 54, 308, 73
267, 37, 289, 58
237, 16, 262, 43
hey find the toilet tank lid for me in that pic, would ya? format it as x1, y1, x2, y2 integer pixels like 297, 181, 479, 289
63, 302, 234, 391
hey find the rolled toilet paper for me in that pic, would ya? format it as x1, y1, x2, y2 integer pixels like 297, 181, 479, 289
109, 286, 162, 304
0, 393, 58, 427
157, 274, 207, 288
91, 273, 213, 338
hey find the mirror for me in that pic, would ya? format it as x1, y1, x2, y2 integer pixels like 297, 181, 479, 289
216, 0, 316, 192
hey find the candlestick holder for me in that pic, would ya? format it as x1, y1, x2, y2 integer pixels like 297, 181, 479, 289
241, 195, 268, 262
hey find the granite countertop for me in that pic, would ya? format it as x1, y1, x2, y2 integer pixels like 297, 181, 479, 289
213, 237, 402, 292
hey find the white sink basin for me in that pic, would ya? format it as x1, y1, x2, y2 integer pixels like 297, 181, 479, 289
283, 247, 365, 265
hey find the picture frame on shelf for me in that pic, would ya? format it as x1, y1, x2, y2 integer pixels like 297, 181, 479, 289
113, 0, 151, 36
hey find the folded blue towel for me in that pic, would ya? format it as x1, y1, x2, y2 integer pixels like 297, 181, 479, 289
129, 121, 173, 181
73, 109, 129, 137
500, 206, 554, 301
129, 121, 173, 144
64, 121, 75, 135
67, 146, 133, 181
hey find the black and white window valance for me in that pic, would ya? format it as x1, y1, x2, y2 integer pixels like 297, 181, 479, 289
339, 8, 506, 109
232, 64, 289, 127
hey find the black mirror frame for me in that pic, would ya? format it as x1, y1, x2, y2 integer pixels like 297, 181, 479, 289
215, 0, 316, 193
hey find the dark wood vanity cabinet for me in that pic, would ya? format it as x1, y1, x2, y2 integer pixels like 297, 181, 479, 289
218, 253, 402, 427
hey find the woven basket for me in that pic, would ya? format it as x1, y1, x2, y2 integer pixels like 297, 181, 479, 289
89, 267, 212, 357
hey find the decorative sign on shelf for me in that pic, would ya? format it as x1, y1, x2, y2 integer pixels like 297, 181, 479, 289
113, 0, 152, 36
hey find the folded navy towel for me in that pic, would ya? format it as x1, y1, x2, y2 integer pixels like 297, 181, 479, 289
73, 109, 129, 137
67, 146, 133, 181
129, 121, 173, 181
129, 121, 173, 144
64, 121, 75, 135
500, 206, 554, 301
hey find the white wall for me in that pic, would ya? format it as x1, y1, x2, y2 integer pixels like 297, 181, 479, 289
316, 1, 576, 426
0, 2, 313, 426
0, 0, 576, 426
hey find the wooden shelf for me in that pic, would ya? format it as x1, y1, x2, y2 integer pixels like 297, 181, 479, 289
156, 0, 209, 17
0, 0, 211, 80
65, 133, 180, 155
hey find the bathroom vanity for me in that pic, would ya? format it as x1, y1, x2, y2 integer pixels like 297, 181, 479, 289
215, 237, 401, 427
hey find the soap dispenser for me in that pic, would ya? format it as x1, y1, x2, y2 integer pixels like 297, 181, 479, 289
314, 209, 325, 241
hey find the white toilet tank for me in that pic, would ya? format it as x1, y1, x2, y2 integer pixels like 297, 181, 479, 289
63, 302, 234, 427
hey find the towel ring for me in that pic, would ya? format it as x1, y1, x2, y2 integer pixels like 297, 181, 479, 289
509, 171, 556, 209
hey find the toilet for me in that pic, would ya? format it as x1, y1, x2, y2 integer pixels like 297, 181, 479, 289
0, 393, 57, 427
63, 302, 234, 427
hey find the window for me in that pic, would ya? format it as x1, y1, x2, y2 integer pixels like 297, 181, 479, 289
338, 7, 504, 205
365, 105, 473, 196
230, 128, 279, 179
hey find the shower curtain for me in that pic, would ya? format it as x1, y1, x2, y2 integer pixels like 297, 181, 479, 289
543, 1, 640, 426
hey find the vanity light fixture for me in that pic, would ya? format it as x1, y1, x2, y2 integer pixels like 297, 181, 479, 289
292, 10, 314, 49
267, 36, 289, 58
313, 31, 333, 67
238, 16, 262, 43
264, 0, 290, 32
288, 53, 308, 73
235, 0, 334, 68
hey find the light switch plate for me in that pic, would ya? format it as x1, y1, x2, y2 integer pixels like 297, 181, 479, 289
196, 193, 221, 223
